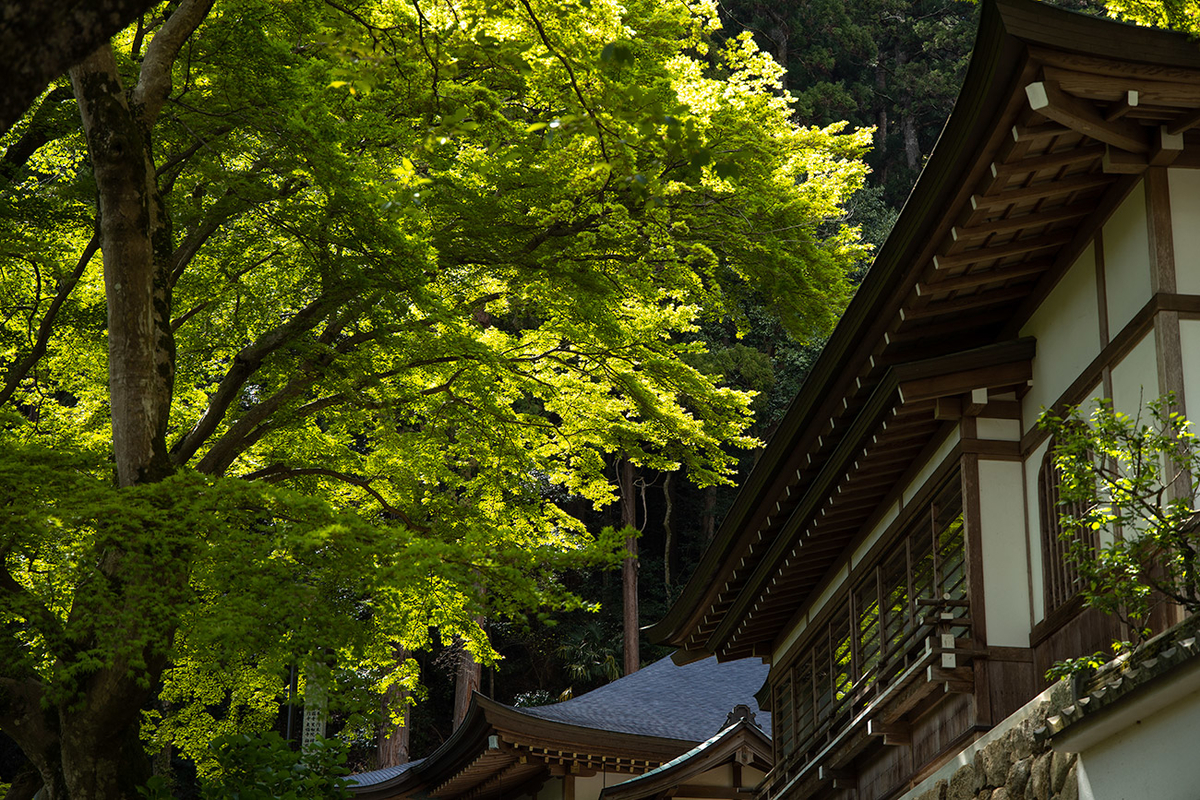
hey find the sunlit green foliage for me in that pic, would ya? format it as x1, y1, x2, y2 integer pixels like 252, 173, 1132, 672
0, 0, 870, 786
1041, 396, 1200, 644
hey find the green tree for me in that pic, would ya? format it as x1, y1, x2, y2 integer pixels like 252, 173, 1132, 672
0, 0, 870, 794
1040, 395, 1200, 644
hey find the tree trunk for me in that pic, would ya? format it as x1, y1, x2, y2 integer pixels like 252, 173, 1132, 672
71, 44, 175, 487
378, 647, 411, 768
619, 459, 639, 676
701, 485, 717, 545
5, 4, 216, 794
452, 639, 482, 730
663, 472, 674, 589
874, 50, 888, 185
896, 45, 920, 171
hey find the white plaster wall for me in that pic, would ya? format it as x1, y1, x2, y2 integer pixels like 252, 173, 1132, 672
1179, 319, 1200, 420
683, 764, 731, 786
851, 501, 899, 570
976, 417, 1021, 441
1074, 684, 1200, 800
901, 428, 960, 506
1170, 168, 1200, 296
1020, 245, 1102, 433
978, 459, 1032, 647
577, 772, 614, 800
1024, 437, 1050, 624
1109, 330, 1159, 424
1103, 183, 1152, 335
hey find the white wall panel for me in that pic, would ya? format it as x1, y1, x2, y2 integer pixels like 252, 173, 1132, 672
1024, 438, 1049, 624
1104, 183, 1152, 335
1170, 168, 1200, 296
979, 459, 1032, 646
1179, 319, 1200, 420
1021, 245, 1102, 432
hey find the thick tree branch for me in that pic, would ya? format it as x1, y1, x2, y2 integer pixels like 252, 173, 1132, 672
0, 86, 77, 184
132, 0, 215, 128
170, 290, 355, 466
0, 0, 159, 137
243, 465, 429, 531
0, 232, 99, 408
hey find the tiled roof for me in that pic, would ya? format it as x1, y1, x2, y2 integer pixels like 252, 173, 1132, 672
513, 655, 771, 742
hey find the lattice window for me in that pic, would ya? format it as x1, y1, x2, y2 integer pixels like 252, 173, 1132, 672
769, 470, 966, 765
776, 674, 795, 757
1039, 442, 1097, 613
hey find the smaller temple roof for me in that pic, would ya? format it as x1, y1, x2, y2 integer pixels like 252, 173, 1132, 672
350, 656, 770, 799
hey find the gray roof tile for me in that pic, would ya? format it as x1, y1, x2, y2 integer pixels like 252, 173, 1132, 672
514, 655, 771, 742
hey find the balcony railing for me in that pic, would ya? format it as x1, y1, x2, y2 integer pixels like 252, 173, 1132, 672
763, 596, 979, 800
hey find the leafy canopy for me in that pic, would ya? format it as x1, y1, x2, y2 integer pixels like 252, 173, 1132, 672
0, 0, 870, 779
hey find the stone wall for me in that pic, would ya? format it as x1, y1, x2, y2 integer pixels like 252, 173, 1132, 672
912, 698, 1077, 800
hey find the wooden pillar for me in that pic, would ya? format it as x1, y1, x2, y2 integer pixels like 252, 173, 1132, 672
960, 416, 992, 727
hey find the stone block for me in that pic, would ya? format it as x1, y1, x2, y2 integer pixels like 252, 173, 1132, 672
982, 736, 1015, 787
1050, 751, 1075, 795
947, 762, 976, 800
1008, 725, 1034, 761
1059, 763, 1078, 800
1028, 752, 1052, 800
992, 788, 1010, 800
916, 779, 948, 800
1006, 757, 1031, 798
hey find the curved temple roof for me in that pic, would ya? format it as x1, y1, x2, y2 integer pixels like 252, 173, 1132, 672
350, 656, 770, 799
647, 0, 1200, 661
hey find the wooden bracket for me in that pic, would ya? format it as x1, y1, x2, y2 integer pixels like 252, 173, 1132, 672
867, 719, 912, 746
1026, 80, 1148, 153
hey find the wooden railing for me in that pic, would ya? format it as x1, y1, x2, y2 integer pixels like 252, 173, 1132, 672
762, 596, 978, 800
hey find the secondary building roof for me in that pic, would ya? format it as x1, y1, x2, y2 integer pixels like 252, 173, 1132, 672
350, 655, 771, 800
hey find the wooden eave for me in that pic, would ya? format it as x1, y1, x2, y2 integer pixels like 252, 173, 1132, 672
648, 0, 1200, 663
597, 722, 774, 800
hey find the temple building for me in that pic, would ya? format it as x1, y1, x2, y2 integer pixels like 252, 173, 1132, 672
648, 1, 1200, 798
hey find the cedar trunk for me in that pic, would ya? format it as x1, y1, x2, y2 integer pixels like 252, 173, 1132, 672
620, 459, 639, 676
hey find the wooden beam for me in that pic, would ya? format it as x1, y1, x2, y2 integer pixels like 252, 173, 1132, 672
1150, 125, 1185, 166
817, 766, 856, 790
917, 259, 1051, 296
897, 360, 1032, 404
969, 173, 1113, 212
1103, 145, 1147, 174
1012, 122, 1072, 141
671, 787, 755, 799
952, 204, 1092, 242
990, 143, 1103, 179
1167, 106, 1200, 136
933, 231, 1073, 270
887, 309, 1010, 342
934, 396, 962, 420
1026, 80, 1149, 153
1104, 90, 1138, 121
866, 720, 911, 746
902, 286, 1029, 321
